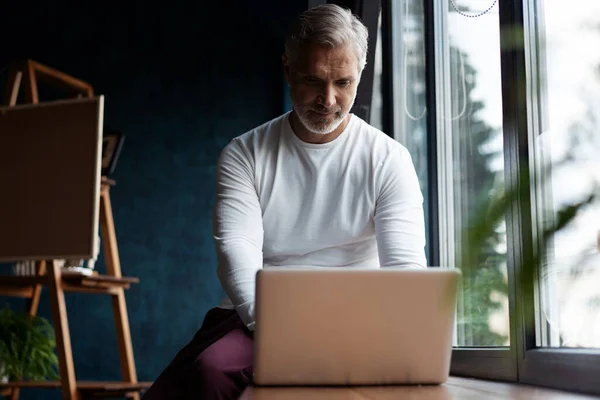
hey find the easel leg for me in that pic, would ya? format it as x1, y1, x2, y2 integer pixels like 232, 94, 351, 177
4, 61, 44, 400
27, 260, 47, 316
9, 388, 19, 400
100, 186, 139, 400
48, 260, 79, 400
2, 63, 22, 106
22, 60, 39, 104
10, 260, 48, 400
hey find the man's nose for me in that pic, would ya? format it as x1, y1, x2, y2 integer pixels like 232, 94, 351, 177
317, 85, 336, 109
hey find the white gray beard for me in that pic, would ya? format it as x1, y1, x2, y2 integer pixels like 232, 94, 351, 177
292, 103, 348, 135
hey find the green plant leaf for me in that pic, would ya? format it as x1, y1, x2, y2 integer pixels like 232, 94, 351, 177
0, 304, 59, 381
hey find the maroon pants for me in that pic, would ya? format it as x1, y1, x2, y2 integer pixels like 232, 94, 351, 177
142, 308, 254, 400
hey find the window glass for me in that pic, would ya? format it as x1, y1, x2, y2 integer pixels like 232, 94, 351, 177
527, 0, 600, 348
442, 0, 509, 346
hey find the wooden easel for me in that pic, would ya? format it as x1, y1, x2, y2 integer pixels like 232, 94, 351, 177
0, 60, 150, 400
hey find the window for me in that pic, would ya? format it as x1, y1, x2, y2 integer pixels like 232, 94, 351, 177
370, 11, 383, 132
390, 0, 431, 261
372, 1, 431, 259
439, 0, 509, 348
527, 0, 600, 350
379, 0, 600, 394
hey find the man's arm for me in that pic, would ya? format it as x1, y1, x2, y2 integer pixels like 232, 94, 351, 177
374, 146, 427, 268
213, 139, 263, 330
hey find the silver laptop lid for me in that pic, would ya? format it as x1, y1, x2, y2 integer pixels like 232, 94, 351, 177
254, 267, 460, 386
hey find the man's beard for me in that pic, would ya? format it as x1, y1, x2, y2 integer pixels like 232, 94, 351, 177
292, 101, 352, 135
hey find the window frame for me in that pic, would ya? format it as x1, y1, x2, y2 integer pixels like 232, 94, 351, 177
511, 0, 600, 393
421, 0, 440, 268
381, 0, 438, 262
378, 0, 600, 395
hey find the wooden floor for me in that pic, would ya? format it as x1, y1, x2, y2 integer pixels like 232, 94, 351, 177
240, 377, 599, 399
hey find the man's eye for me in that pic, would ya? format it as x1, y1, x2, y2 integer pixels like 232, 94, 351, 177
303, 77, 319, 84
337, 80, 350, 87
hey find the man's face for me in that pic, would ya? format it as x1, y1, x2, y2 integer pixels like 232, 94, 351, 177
284, 43, 361, 135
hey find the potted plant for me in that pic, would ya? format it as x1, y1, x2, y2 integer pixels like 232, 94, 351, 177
0, 305, 59, 381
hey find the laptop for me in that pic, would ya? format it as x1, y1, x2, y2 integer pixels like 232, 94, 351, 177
253, 267, 460, 386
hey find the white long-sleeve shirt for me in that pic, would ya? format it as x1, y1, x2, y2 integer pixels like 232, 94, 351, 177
213, 112, 427, 330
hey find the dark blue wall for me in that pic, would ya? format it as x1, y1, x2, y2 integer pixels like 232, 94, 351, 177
0, 1, 304, 398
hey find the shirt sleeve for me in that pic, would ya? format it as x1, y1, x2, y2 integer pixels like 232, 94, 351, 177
213, 139, 263, 330
374, 146, 427, 268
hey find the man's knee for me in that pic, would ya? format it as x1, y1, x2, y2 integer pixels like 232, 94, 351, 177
144, 328, 252, 399
194, 354, 230, 385
190, 354, 242, 399
142, 344, 237, 400
190, 330, 253, 397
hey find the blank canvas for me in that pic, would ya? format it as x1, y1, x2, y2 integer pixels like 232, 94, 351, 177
0, 96, 104, 261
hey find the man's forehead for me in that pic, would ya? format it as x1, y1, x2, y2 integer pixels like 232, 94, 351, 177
292, 43, 360, 76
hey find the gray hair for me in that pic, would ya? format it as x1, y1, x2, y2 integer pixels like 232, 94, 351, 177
284, 4, 369, 73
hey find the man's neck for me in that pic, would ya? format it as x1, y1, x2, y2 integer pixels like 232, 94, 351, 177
289, 111, 351, 144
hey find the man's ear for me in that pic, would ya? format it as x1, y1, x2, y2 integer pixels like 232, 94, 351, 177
282, 54, 291, 85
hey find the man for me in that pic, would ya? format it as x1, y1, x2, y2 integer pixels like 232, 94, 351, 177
143, 4, 426, 399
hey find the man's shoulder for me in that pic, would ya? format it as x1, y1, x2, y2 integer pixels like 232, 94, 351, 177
229, 113, 288, 150
218, 113, 288, 166
350, 115, 409, 156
